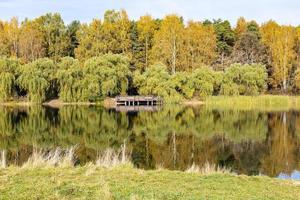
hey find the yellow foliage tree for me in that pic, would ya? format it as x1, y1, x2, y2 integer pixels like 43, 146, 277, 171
19, 20, 45, 62
151, 15, 184, 74
235, 17, 247, 39
181, 21, 217, 71
261, 21, 296, 91
0, 17, 20, 57
137, 15, 157, 69
75, 10, 132, 60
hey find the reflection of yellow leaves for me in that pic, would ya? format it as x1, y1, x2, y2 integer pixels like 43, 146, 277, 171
261, 114, 298, 177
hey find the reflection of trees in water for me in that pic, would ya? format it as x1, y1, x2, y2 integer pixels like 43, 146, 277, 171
0, 106, 300, 177
261, 112, 300, 177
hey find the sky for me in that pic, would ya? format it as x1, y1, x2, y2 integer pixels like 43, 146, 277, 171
0, 0, 299, 26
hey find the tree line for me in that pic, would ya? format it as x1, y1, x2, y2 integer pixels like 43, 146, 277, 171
1, 10, 300, 102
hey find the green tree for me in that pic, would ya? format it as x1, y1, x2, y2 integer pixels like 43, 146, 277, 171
134, 63, 182, 102
83, 54, 131, 97
220, 63, 267, 95
36, 13, 70, 62
56, 57, 84, 102
213, 19, 235, 66
66, 20, 80, 57
17, 58, 56, 102
0, 58, 20, 101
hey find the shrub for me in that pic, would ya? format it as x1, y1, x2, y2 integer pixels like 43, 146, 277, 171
220, 63, 267, 96
189, 67, 216, 98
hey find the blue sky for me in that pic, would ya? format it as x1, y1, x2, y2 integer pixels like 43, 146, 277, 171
0, 0, 299, 26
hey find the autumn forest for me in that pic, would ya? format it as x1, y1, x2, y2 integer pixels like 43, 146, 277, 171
1, 10, 300, 103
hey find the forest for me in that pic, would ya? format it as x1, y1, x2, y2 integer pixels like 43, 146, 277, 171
1, 10, 300, 102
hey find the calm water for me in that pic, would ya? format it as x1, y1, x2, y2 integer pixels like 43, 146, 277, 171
1, 105, 300, 179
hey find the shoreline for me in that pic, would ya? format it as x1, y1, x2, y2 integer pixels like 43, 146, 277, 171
1, 95, 300, 109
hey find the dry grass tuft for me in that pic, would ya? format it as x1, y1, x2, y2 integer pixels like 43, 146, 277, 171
22, 146, 76, 168
96, 143, 131, 168
0, 150, 6, 168
186, 162, 232, 174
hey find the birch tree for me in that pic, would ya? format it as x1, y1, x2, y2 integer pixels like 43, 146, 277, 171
261, 21, 296, 91
151, 15, 184, 74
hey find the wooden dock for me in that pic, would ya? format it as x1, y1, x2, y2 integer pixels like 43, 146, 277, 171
115, 106, 161, 112
115, 96, 163, 106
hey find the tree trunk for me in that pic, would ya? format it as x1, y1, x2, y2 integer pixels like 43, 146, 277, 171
172, 131, 176, 169
172, 38, 176, 74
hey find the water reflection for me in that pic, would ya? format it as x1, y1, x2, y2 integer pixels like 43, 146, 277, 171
0, 105, 300, 179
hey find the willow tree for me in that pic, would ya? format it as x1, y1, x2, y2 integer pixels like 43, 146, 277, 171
0, 58, 20, 101
17, 58, 56, 102
151, 15, 184, 74
83, 54, 131, 98
133, 63, 182, 102
56, 57, 84, 102
220, 63, 267, 95
261, 21, 296, 91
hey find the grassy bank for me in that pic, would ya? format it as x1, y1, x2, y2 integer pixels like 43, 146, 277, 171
0, 165, 299, 200
203, 95, 300, 111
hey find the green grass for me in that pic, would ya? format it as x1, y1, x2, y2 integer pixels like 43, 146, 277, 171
1, 165, 300, 200
204, 95, 300, 111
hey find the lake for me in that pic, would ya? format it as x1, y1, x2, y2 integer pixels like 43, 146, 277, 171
0, 105, 300, 180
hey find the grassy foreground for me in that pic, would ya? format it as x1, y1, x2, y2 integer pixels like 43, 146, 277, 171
1, 165, 300, 200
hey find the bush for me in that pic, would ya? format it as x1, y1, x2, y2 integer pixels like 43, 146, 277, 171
220, 63, 267, 96
189, 67, 216, 98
